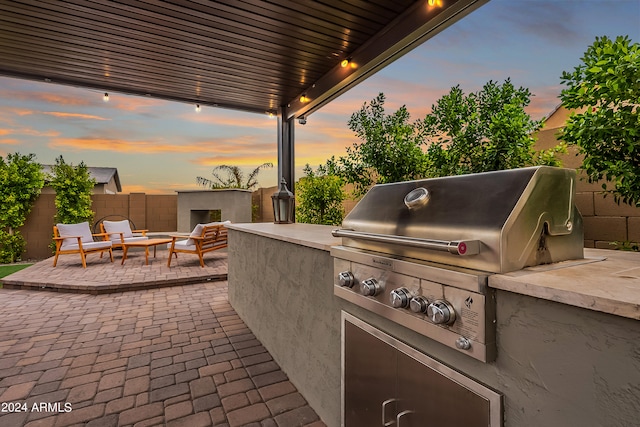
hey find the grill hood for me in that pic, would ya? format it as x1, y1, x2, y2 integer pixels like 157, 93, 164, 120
333, 166, 584, 273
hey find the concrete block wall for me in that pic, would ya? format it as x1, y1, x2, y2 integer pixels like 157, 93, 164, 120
20, 194, 57, 261
578, 183, 640, 249
252, 186, 276, 223
128, 193, 147, 230
535, 109, 640, 249
146, 195, 178, 232
92, 194, 131, 227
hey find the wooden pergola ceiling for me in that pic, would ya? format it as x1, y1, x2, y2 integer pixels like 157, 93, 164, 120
0, 0, 487, 119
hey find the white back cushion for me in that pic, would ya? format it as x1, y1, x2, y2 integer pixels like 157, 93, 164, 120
57, 222, 94, 247
103, 220, 133, 238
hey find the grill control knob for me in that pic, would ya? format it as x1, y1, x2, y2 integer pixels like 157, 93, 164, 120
338, 271, 355, 288
409, 296, 429, 314
361, 278, 382, 296
427, 300, 456, 325
455, 337, 472, 350
390, 288, 411, 308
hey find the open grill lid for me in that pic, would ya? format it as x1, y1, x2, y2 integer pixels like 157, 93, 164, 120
332, 166, 584, 273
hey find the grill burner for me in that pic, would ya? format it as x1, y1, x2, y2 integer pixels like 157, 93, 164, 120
332, 167, 584, 362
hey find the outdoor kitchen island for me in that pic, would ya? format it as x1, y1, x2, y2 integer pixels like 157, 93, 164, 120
227, 222, 640, 427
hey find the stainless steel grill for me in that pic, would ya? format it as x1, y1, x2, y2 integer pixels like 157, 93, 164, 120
332, 166, 584, 362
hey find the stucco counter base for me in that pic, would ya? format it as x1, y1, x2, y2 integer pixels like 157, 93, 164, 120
227, 223, 640, 427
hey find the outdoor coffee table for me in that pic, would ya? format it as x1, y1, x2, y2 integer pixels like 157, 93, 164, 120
121, 238, 172, 265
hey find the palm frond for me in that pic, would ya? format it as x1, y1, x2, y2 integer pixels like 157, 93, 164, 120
199, 163, 272, 190
245, 162, 273, 190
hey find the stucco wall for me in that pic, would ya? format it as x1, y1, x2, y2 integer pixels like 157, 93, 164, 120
227, 229, 640, 427
176, 190, 252, 232
227, 229, 342, 426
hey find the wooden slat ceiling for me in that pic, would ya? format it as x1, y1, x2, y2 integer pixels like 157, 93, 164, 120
0, 0, 486, 119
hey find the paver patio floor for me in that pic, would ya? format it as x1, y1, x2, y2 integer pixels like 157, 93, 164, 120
2, 247, 228, 294
0, 280, 326, 427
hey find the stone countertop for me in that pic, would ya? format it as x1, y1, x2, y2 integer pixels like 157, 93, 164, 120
489, 249, 640, 321
227, 223, 640, 321
226, 222, 341, 251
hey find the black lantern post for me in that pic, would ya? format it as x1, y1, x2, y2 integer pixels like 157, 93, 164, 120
271, 178, 295, 224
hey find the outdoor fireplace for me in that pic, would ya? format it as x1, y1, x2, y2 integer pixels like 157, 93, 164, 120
176, 189, 252, 232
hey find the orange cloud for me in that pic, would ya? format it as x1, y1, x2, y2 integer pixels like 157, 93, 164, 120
0, 107, 35, 126
22, 128, 61, 137
192, 156, 277, 167
37, 92, 94, 107
0, 127, 60, 138
110, 96, 166, 112
184, 112, 275, 129
122, 181, 203, 194
4, 85, 167, 112
48, 135, 277, 157
50, 137, 197, 153
43, 112, 110, 120
199, 134, 273, 149
0, 138, 20, 145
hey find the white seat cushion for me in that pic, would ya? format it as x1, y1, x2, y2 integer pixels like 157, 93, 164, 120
103, 220, 134, 240
62, 240, 112, 251
57, 222, 94, 248
168, 239, 197, 251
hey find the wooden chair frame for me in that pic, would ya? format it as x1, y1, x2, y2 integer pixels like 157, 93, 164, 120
99, 221, 148, 250
167, 224, 228, 268
53, 225, 114, 268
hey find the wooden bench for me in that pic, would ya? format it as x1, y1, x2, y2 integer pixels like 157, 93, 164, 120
167, 223, 228, 267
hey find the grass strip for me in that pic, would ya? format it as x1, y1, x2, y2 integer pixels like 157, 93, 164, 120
0, 264, 33, 287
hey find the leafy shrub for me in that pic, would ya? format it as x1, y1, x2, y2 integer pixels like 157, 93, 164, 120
559, 35, 640, 206
49, 155, 96, 225
0, 153, 44, 262
295, 164, 346, 226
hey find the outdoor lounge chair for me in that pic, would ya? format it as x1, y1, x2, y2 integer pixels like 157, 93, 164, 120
100, 220, 148, 250
167, 221, 229, 268
53, 222, 114, 268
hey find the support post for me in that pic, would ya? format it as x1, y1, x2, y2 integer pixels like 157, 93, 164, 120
277, 106, 295, 196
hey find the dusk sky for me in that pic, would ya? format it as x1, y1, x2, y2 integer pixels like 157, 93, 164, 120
0, 0, 638, 194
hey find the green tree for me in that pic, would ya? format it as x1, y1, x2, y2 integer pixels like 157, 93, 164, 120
422, 79, 564, 177
49, 156, 96, 225
559, 35, 640, 206
0, 153, 45, 263
295, 164, 346, 226
197, 163, 273, 190
332, 88, 563, 196
339, 93, 429, 196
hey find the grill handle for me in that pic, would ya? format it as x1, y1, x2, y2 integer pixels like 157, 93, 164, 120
332, 229, 480, 256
